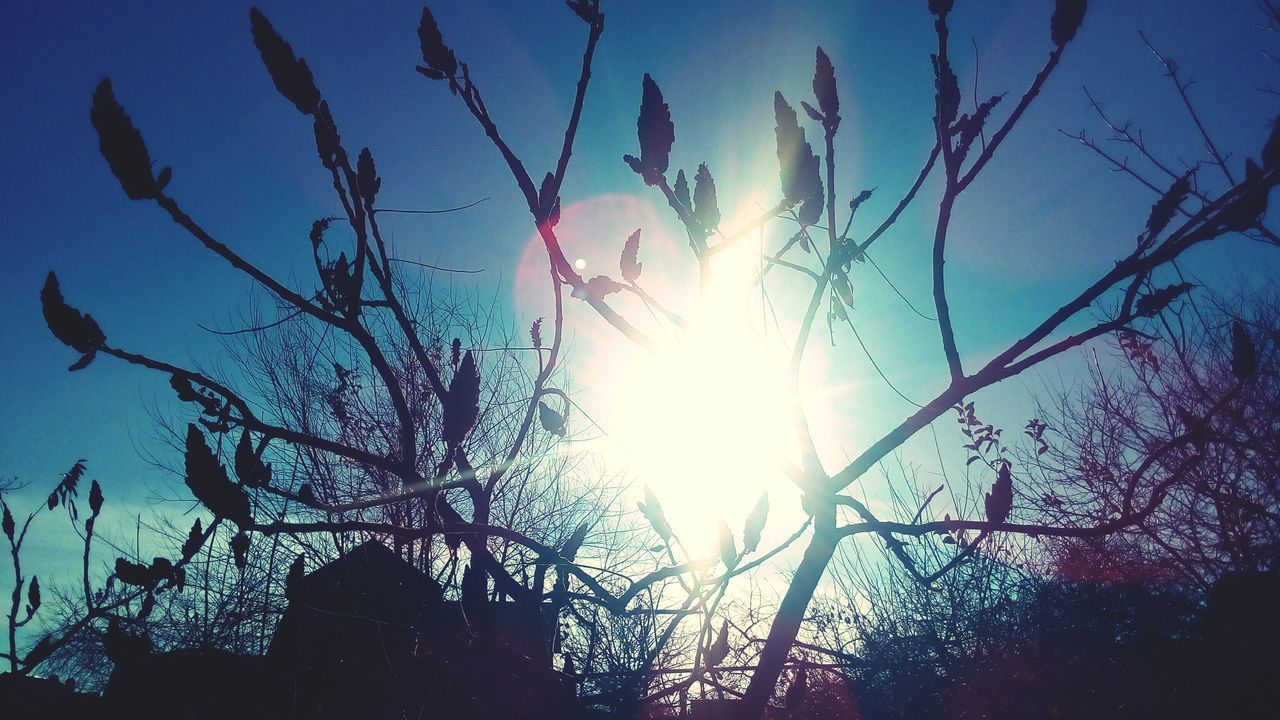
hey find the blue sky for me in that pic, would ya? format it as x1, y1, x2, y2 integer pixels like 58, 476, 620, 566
2, 0, 1278, 615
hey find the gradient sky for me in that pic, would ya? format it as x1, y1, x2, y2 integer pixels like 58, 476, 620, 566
2, 1, 1278, 609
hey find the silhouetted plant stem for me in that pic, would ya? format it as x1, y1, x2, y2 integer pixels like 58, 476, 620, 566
552, 10, 604, 193
957, 44, 1066, 190
853, 140, 940, 257
1141, 31, 1236, 185
740, 521, 837, 717
931, 192, 964, 382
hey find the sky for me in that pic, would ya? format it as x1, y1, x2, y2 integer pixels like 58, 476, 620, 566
2, 0, 1279, 620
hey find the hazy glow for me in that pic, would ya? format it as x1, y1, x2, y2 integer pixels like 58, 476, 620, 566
515, 194, 810, 556
608, 250, 797, 554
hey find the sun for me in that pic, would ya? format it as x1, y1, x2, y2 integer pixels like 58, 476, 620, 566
600, 247, 799, 555
515, 194, 804, 556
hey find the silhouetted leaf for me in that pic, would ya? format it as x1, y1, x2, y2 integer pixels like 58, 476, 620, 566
565, 0, 599, 24
849, 189, 873, 215
539, 400, 567, 437
319, 250, 360, 316
1232, 320, 1257, 381
184, 424, 253, 527
813, 47, 840, 131
1220, 158, 1271, 231
451, 337, 462, 368
57, 461, 84, 498
1051, 0, 1088, 47
114, 558, 152, 588
742, 493, 769, 554
629, 74, 675, 186
1143, 170, 1192, 247
26, 576, 40, 614
150, 556, 174, 584
620, 228, 643, 283
637, 486, 672, 542
1135, 282, 1194, 317
829, 292, 848, 322
443, 350, 480, 446
530, 317, 544, 350
794, 229, 812, 254
234, 430, 270, 488
41, 272, 105, 370
537, 172, 562, 227
706, 620, 730, 668
88, 479, 103, 515
693, 163, 721, 231
774, 92, 823, 223
623, 154, 643, 176
313, 101, 341, 168
929, 0, 954, 17
234, 430, 255, 485
984, 463, 1014, 524
2, 503, 13, 541
249, 8, 321, 115
831, 270, 854, 308
169, 374, 199, 403
90, 79, 158, 200
231, 532, 249, 569
574, 275, 623, 302
181, 519, 204, 560
66, 353, 94, 372
952, 94, 1003, 167
931, 54, 960, 129
356, 147, 380, 206
718, 521, 737, 569
673, 169, 691, 211
417, 6, 458, 79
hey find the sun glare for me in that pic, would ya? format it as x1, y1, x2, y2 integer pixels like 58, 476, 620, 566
605, 248, 798, 555
515, 194, 808, 556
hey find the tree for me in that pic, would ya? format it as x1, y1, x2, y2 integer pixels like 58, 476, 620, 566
2, 462, 100, 674
39, 1, 1280, 717
563, 0, 1278, 712
0, 460, 200, 683
1023, 290, 1280, 587
39, 2, 666, 710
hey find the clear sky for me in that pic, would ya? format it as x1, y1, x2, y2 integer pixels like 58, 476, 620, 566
2, 1, 1278, 595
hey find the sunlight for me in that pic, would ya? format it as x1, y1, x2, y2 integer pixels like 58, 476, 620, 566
605, 241, 797, 555
513, 193, 812, 556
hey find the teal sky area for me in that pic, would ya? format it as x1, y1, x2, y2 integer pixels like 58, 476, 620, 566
2, 1, 1278, 597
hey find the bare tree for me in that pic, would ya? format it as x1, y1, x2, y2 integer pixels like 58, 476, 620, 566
39, 1, 1280, 717
38, 2, 689, 705
518, 0, 1275, 712
1, 461, 206, 681
1023, 290, 1280, 588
